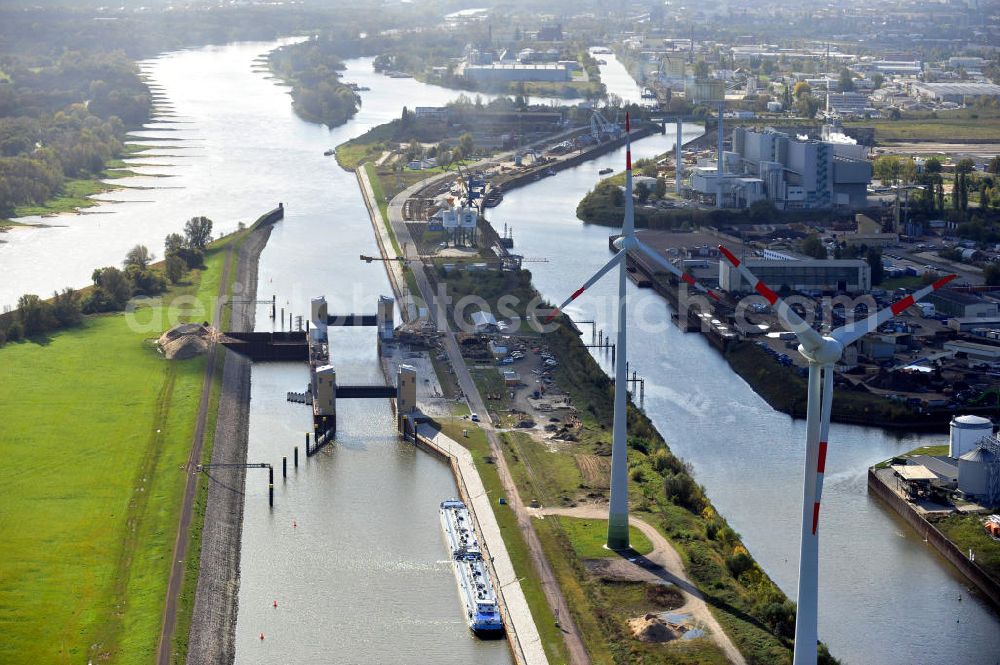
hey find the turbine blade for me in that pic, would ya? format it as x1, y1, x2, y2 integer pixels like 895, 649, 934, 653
717, 245, 824, 352
544, 251, 624, 322
635, 239, 721, 300
831, 274, 957, 347
623, 112, 635, 237
811, 365, 835, 535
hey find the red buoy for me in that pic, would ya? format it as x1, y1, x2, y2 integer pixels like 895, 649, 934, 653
292, 520, 297, 528
259, 632, 265, 641
273, 600, 278, 608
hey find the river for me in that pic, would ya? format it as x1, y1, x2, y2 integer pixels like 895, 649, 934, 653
3, 39, 997, 664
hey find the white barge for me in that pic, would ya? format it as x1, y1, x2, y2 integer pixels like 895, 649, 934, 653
439, 499, 504, 637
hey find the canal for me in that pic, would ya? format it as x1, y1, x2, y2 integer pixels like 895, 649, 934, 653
2, 37, 997, 664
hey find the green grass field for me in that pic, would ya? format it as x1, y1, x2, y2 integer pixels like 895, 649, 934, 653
846, 116, 1000, 142
12, 177, 120, 218
0, 237, 236, 664
556, 517, 653, 559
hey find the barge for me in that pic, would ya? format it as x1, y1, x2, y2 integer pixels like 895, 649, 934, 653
439, 499, 504, 637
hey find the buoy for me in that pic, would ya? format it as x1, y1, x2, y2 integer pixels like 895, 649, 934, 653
259, 632, 265, 640
273, 600, 278, 608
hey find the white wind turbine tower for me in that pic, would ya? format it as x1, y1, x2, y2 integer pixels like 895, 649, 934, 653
546, 113, 719, 549
718, 245, 956, 665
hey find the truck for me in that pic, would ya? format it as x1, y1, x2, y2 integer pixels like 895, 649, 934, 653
916, 302, 935, 318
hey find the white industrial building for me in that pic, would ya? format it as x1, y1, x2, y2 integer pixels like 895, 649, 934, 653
463, 63, 571, 83
700, 127, 873, 209
719, 256, 871, 294
910, 82, 1000, 104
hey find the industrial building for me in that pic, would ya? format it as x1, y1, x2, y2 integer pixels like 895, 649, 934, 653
462, 63, 571, 83
719, 256, 871, 294
910, 82, 1000, 104
926, 290, 999, 319
691, 127, 872, 209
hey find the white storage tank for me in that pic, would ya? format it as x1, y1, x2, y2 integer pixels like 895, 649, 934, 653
957, 446, 1000, 505
949, 415, 993, 458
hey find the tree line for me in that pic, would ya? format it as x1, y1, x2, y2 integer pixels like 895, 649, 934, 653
0, 50, 150, 216
0, 216, 213, 347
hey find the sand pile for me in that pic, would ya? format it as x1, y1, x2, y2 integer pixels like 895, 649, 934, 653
628, 613, 680, 643
158, 323, 214, 360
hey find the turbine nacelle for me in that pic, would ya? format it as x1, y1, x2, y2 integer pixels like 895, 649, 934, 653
613, 234, 638, 251
798, 336, 843, 366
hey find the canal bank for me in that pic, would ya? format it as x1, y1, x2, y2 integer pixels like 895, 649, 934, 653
867, 467, 1000, 611
186, 206, 282, 665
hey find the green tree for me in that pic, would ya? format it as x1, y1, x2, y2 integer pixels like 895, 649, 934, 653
693, 60, 710, 78
793, 81, 812, 98
873, 155, 916, 185
838, 68, 855, 92
872, 73, 884, 89
91, 266, 131, 310
636, 182, 650, 204
17, 294, 54, 337
988, 156, 1000, 175
164, 232, 185, 257
165, 255, 186, 284
925, 158, 942, 174
866, 248, 884, 285
184, 216, 213, 251
801, 234, 827, 259
458, 132, 475, 160
51, 288, 83, 327
655, 177, 667, 199
795, 95, 820, 118
123, 244, 153, 269
956, 158, 976, 175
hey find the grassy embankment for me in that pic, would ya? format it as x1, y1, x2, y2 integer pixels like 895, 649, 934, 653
0, 229, 246, 665
437, 269, 837, 665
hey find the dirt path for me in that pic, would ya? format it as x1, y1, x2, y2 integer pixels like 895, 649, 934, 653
538, 506, 747, 665
155, 241, 236, 665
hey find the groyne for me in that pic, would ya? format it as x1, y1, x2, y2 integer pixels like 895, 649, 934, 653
186, 205, 282, 665
867, 468, 1000, 610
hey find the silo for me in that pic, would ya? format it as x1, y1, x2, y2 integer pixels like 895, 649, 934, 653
957, 446, 1000, 505
949, 415, 993, 458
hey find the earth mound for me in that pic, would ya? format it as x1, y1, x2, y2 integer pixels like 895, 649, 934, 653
628, 613, 679, 643
157, 323, 214, 360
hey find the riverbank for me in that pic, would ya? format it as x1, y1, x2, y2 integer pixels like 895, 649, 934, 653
867, 465, 1000, 611
0, 218, 265, 663
184, 207, 281, 665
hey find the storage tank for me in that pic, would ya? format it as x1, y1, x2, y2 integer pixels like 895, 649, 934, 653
957, 446, 1000, 504
950, 415, 993, 458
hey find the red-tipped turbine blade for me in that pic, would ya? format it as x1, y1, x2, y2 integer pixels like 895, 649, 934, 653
718, 245, 824, 352
635, 239, 721, 300
831, 273, 957, 347
811, 365, 835, 535
544, 251, 624, 322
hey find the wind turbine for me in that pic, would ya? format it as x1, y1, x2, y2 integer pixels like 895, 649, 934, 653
546, 113, 719, 549
718, 245, 955, 665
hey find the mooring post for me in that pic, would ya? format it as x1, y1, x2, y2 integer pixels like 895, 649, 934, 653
282, 456, 287, 479
280, 308, 285, 330
289, 312, 293, 331
268, 466, 274, 507
271, 295, 276, 319
294, 446, 299, 467
611, 343, 616, 366
306, 432, 311, 456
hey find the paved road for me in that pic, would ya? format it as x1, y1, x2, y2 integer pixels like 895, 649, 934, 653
539, 506, 747, 665
387, 183, 592, 665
